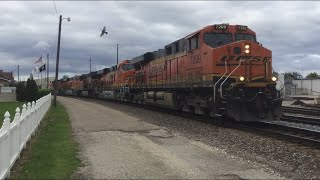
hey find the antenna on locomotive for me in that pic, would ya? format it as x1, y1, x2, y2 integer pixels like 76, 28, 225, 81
100, 26, 108, 37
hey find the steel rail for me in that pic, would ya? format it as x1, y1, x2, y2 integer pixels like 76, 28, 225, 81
281, 114, 320, 126
283, 106, 320, 116
239, 121, 320, 147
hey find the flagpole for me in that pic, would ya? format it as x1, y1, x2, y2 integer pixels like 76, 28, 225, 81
47, 53, 49, 89
40, 62, 42, 88
41, 60, 43, 88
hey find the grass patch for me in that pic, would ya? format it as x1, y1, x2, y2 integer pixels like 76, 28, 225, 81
0, 101, 25, 124
12, 102, 80, 179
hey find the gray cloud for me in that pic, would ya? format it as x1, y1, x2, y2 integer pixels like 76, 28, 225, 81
0, 1, 320, 80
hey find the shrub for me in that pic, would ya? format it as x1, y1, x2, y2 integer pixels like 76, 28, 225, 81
25, 77, 38, 102
37, 89, 51, 99
16, 77, 51, 103
16, 82, 26, 101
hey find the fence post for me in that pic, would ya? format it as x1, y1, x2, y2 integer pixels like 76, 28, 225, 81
35, 100, 38, 131
15, 107, 21, 159
20, 104, 27, 150
3, 111, 11, 178
31, 101, 35, 135
27, 102, 31, 141
10, 107, 21, 166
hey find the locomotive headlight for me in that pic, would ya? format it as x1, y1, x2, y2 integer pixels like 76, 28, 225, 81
245, 49, 250, 54
245, 44, 250, 49
239, 76, 245, 82
272, 76, 277, 81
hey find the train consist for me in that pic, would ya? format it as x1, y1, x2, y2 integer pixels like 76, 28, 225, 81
57, 24, 283, 122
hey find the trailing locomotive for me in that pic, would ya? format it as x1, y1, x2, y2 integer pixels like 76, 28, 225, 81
58, 24, 283, 122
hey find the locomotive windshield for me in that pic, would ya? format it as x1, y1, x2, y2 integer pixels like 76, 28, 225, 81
122, 64, 135, 71
235, 33, 256, 42
204, 33, 233, 48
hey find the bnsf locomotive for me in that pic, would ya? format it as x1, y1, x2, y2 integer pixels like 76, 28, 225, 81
58, 24, 283, 122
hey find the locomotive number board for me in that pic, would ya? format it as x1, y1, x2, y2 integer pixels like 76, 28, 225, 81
214, 24, 228, 30
237, 25, 248, 31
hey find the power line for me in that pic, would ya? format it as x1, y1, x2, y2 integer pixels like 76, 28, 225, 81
52, 0, 59, 18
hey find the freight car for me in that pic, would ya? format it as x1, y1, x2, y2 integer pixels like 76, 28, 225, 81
58, 24, 283, 122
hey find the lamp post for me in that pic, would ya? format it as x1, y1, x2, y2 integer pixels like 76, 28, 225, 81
17, 65, 20, 82
89, 57, 92, 73
54, 15, 70, 107
117, 43, 119, 65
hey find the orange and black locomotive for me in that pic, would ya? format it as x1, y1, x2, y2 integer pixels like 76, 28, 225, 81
58, 24, 283, 122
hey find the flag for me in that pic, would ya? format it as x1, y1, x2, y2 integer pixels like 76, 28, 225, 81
39, 64, 46, 72
32, 66, 38, 73
34, 55, 42, 64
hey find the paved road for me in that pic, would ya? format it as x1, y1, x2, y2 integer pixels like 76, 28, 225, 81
59, 97, 282, 179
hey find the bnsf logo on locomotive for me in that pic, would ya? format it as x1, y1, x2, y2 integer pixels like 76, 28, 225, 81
150, 64, 166, 75
220, 55, 271, 62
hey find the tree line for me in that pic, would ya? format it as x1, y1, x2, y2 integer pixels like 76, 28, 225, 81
275, 72, 320, 80
16, 76, 51, 102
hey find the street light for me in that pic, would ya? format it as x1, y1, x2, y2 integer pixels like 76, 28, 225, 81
53, 15, 70, 107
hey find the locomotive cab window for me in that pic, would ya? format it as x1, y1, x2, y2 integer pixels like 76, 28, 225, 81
121, 64, 135, 71
204, 33, 233, 48
235, 33, 256, 42
187, 34, 199, 51
191, 36, 199, 49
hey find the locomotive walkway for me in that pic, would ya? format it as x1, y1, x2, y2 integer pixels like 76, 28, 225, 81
58, 97, 282, 179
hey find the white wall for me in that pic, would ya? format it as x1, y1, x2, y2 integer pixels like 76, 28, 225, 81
0, 87, 16, 93
292, 79, 320, 95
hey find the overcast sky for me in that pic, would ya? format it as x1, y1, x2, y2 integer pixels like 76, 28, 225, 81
1, 1, 320, 80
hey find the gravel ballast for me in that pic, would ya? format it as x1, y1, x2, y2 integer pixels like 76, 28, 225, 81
81, 97, 320, 179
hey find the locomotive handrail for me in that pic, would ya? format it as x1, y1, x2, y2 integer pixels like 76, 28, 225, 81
219, 60, 245, 98
213, 60, 228, 104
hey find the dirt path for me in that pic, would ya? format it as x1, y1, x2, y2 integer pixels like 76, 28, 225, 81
59, 97, 283, 179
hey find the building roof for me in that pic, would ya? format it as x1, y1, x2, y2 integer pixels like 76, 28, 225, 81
0, 70, 14, 81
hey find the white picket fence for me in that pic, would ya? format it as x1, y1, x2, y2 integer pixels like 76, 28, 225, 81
0, 93, 51, 179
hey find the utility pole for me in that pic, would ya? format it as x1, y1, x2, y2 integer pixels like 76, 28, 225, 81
117, 43, 119, 64
17, 65, 20, 82
54, 15, 70, 106
54, 15, 62, 106
40, 59, 42, 88
47, 53, 49, 89
89, 57, 92, 73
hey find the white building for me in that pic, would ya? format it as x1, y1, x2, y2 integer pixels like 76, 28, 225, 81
34, 77, 55, 89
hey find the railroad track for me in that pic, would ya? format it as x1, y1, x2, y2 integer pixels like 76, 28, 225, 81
282, 106, 320, 116
239, 121, 320, 147
281, 114, 320, 126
